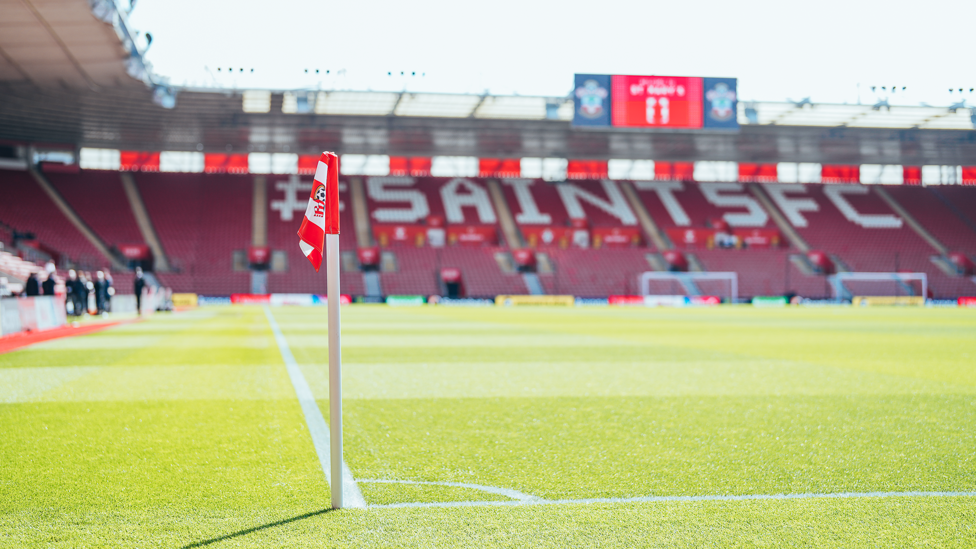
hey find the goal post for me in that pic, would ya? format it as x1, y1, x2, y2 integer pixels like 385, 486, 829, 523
827, 272, 927, 301
638, 271, 738, 303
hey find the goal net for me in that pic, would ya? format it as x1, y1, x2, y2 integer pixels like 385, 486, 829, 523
638, 272, 738, 304
827, 272, 928, 302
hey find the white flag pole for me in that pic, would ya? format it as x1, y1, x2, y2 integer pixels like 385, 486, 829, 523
326, 232, 343, 509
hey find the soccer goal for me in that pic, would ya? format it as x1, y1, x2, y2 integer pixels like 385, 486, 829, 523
638, 271, 739, 303
827, 272, 928, 302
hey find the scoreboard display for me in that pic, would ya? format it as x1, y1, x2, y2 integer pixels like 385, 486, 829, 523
574, 74, 738, 130
611, 75, 703, 128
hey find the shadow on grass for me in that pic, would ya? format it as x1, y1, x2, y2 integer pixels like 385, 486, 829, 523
181, 508, 336, 548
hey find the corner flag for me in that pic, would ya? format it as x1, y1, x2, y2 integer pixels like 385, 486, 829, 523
297, 152, 340, 271
296, 151, 347, 509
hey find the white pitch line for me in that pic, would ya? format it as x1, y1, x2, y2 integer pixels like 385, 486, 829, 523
264, 306, 366, 509
369, 490, 976, 510
357, 479, 538, 501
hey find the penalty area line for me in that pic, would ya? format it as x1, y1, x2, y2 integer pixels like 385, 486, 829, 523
264, 306, 365, 509
368, 490, 976, 510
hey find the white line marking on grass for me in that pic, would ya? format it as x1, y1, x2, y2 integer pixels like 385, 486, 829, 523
357, 479, 539, 501
368, 490, 976, 510
264, 306, 366, 509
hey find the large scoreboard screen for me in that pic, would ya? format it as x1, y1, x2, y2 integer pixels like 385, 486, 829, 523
611, 75, 703, 128
574, 74, 738, 130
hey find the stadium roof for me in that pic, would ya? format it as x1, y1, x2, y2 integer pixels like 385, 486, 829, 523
0, 0, 146, 89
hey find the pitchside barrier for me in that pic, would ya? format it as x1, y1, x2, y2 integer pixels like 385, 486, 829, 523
495, 295, 575, 306
171, 293, 198, 308
201, 293, 976, 308
429, 297, 495, 306
110, 295, 138, 314
753, 296, 788, 307
853, 296, 926, 307
386, 295, 426, 306
0, 296, 67, 336
229, 293, 353, 305
609, 295, 722, 307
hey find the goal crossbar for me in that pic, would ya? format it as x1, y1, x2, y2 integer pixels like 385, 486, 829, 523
827, 272, 927, 300
639, 271, 738, 303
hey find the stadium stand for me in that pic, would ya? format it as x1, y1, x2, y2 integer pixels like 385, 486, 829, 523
4, 167, 976, 300
884, 186, 976, 254
628, 180, 826, 297
690, 249, 829, 299
379, 248, 439, 296
136, 172, 251, 295
0, 169, 104, 269
772, 183, 975, 298
0, 222, 12, 250
266, 174, 362, 295
502, 178, 641, 232
632, 179, 778, 238
537, 248, 652, 297
46, 170, 144, 250
372, 247, 522, 298
928, 186, 976, 247
437, 247, 526, 296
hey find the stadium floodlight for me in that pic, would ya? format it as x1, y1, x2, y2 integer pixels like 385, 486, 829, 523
242, 91, 272, 113
639, 271, 738, 303
79, 148, 121, 171
827, 272, 927, 301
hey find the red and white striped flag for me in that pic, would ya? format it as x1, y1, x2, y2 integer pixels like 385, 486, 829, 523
297, 152, 340, 271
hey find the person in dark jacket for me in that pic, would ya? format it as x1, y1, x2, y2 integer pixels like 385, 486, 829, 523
94, 271, 110, 314
79, 272, 91, 315
65, 269, 79, 315
24, 272, 40, 296
41, 273, 55, 296
134, 267, 146, 315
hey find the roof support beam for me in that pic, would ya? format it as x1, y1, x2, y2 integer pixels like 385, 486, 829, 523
0, 45, 34, 85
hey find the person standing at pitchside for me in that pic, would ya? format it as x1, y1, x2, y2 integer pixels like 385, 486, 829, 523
24, 272, 39, 297
41, 272, 55, 296
134, 267, 146, 315
94, 271, 111, 314
65, 270, 79, 316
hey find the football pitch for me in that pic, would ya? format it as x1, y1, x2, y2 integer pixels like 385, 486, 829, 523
1, 305, 974, 547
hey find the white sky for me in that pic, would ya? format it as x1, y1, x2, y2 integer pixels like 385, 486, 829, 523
128, 0, 975, 107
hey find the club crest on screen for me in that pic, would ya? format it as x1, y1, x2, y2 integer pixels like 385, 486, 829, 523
706, 82, 737, 122
575, 79, 608, 119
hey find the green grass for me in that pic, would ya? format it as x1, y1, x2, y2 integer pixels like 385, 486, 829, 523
1, 305, 974, 547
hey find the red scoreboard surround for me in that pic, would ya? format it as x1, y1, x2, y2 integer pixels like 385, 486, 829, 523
611, 75, 704, 129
